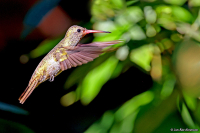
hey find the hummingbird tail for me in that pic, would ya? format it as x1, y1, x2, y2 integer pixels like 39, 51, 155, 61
19, 78, 39, 104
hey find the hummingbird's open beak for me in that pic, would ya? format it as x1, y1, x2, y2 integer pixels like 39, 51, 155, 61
84, 29, 111, 35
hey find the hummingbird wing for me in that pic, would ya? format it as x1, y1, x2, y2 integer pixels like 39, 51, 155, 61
56, 40, 120, 71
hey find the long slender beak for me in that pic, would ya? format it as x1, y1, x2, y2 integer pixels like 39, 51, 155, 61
84, 29, 111, 35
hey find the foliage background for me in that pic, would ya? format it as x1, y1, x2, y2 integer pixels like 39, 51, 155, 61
1, 0, 200, 132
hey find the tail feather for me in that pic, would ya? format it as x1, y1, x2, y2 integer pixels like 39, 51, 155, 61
19, 78, 39, 104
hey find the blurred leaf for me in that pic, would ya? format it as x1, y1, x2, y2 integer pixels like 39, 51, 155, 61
154, 24, 161, 33
115, 13, 132, 26
60, 91, 76, 107
100, 111, 115, 130
65, 53, 114, 89
115, 91, 154, 121
118, 112, 137, 133
0, 102, 28, 115
150, 47, 162, 81
193, 101, 200, 126
110, 112, 137, 133
154, 112, 188, 133
156, 5, 177, 30
115, 45, 129, 61
183, 92, 197, 111
114, 6, 144, 27
29, 37, 62, 58
93, 28, 122, 42
170, 33, 182, 42
85, 123, 106, 133
144, 6, 157, 24
125, 6, 144, 23
94, 21, 117, 34
91, 0, 116, 21
86, 91, 154, 133
111, 0, 124, 9
189, 0, 200, 7
129, 25, 146, 40
161, 38, 173, 50
193, 9, 200, 29
0, 119, 34, 133
81, 56, 118, 105
161, 74, 176, 99
176, 22, 200, 42
164, 0, 187, 6
157, 16, 176, 30
130, 44, 154, 71
156, 9, 176, 30
133, 90, 178, 133
110, 61, 125, 79
146, 24, 157, 37
181, 103, 196, 128
156, 5, 172, 15
171, 6, 194, 23
126, 0, 139, 6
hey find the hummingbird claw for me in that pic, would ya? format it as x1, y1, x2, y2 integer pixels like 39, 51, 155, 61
49, 75, 54, 82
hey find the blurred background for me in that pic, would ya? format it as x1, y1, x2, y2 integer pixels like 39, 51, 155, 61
1, 0, 200, 132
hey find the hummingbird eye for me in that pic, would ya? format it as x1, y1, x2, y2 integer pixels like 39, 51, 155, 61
77, 29, 81, 32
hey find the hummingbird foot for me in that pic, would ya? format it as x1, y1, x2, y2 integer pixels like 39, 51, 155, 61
49, 75, 54, 82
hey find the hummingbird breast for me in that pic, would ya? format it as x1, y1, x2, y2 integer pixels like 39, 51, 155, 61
45, 55, 61, 80
32, 54, 61, 84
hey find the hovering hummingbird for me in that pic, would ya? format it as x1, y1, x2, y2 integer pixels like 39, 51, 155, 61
19, 25, 120, 104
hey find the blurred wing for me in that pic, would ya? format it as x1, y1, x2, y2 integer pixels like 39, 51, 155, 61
56, 40, 121, 71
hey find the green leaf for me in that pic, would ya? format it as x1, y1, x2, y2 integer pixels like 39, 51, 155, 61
100, 111, 115, 129
181, 103, 196, 128
133, 90, 179, 133
115, 91, 154, 121
126, 6, 144, 23
189, 0, 200, 7
64, 53, 114, 89
171, 6, 194, 23
111, 0, 123, 9
183, 92, 197, 111
144, 6, 157, 24
126, 0, 139, 6
164, 0, 187, 6
129, 25, 146, 40
130, 44, 154, 71
161, 74, 176, 99
80, 56, 118, 105
29, 37, 62, 58
146, 24, 157, 37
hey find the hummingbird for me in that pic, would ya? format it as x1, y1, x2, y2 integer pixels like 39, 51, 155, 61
19, 25, 120, 104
